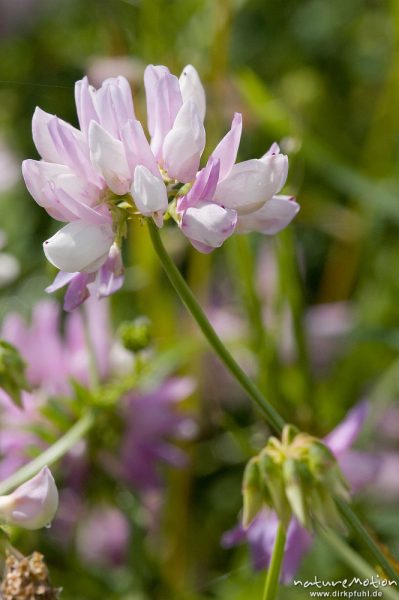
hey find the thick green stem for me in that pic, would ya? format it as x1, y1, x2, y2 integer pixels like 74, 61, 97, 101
263, 522, 286, 600
0, 411, 95, 495
147, 220, 284, 434
147, 221, 399, 582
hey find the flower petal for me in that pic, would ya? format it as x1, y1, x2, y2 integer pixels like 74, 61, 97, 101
43, 221, 114, 273
325, 401, 369, 458
179, 64, 206, 121
236, 195, 300, 234
64, 272, 95, 311
178, 157, 220, 212
144, 65, 182, 161
214, 155, 288, 214
89, 121, 131, 195
211, 112, 242, 181
0, 467, 58, 530
180, 201, 237, 251
163, 101, 205, 183
132, 165, 168, 225
121, 119, 159, 176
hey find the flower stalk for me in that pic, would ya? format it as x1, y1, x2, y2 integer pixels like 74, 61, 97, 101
147, 219, 285, 434
0, 411, 95, 496
262, 521, 286, 600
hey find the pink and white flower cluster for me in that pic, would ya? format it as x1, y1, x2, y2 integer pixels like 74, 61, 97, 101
22, 64, 299, 309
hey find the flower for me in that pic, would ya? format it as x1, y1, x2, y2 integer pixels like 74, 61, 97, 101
0, 298, 112, 479
113, 377, 197, 492
0, 467, 58, 530
222, 402, 378, 581
176, 123, 299, 252
76, 506, 130, 567
23, 65, 299, 309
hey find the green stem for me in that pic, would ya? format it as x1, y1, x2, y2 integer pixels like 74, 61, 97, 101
319, 527, 399, 600
147, 220, 284, 434
0, 411, 95, 495
147, 221, 399, 583
336, 498, 399, 584
263, 522, 286, 600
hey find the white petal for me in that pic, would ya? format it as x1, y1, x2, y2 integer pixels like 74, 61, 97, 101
43, 221, 114, 273
181, 201, 237, 249
214, 155, 288, 215
0, 467, 58, 530
132, 165, 168, 225
163, 101, 205, 183
89, 121, 131, 195
179, 65, 206, 121
236, 195, 300, 234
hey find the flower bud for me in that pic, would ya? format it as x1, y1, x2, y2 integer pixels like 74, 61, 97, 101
283, 458, 310, 529
118, 317, 152, 353
242, 459, 264, 528
43, 221, 114, 273
0, 467, 58, 530
259, 451, 291, 528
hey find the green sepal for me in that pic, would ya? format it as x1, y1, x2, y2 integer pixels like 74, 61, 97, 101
242, 459, 264, 528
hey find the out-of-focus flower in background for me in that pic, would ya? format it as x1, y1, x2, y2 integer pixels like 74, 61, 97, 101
76, 505, 130, 568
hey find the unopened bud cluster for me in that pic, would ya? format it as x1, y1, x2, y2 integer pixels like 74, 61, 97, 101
242, 424, 349, 531
1, 551, 60, 600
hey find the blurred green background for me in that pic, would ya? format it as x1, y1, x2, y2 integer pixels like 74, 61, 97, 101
0, 0, 399, 598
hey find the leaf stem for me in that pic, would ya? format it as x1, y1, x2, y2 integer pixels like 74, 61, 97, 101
147, 220, 284, 434
0, 410, 95, 495
263, 521, 286, 600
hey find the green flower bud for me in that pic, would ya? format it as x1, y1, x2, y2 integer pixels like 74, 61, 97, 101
309, 484, 347, 533
242, 459, 264, 528
307, 441, 336, 480
283, 458, 311, 529
118, 317, 152, 353
0, 341, 30, 407
259, 451, 291, 528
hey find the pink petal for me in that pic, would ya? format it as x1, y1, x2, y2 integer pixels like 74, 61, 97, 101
211, 112, 242, 181
236, 195, 300, 234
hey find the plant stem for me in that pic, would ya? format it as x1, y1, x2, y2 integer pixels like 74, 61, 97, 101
147, 220, 285, 434
336, 498, 399, 585
263, 522, 286, 600
147, 221, 399, 583
319, 527, 399, 600
0, 411, 95, 495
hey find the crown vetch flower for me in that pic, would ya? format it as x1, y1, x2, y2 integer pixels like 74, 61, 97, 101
23, 64, 299, 308
0, 467, 58, 530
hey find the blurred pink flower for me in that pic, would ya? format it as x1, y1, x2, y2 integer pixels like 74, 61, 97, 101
104, 377, 197, 492
76, 506, 130, 568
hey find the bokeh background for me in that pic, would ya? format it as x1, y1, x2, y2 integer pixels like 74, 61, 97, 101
0, 0, 398, 598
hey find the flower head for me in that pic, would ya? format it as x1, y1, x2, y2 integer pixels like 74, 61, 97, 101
23, 65, 299, 309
